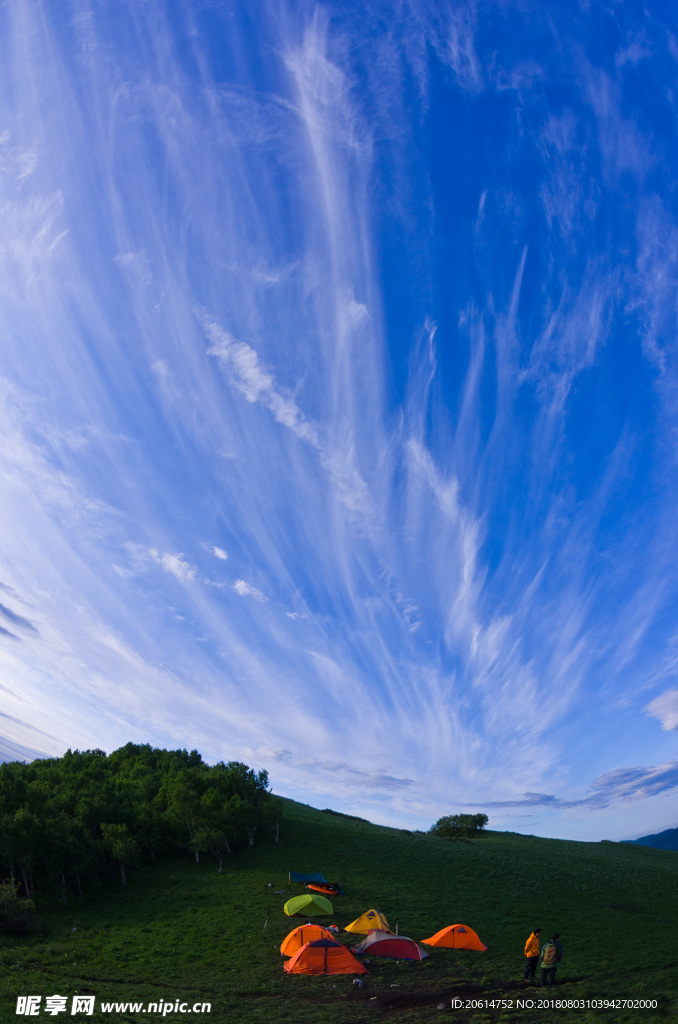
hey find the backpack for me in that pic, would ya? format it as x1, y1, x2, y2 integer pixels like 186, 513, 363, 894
542, 944, 558, 966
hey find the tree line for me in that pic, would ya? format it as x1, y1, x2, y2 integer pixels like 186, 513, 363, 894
0, 743, 283, 913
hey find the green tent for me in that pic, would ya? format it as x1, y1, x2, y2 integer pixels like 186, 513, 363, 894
284, 894, 333, 917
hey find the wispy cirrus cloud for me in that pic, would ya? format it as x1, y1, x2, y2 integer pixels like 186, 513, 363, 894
482, 759, 678, 809
253, 747, 414, 792
0, 603, 38, 634
0, 0, 677, 842
202, 315, 319, 447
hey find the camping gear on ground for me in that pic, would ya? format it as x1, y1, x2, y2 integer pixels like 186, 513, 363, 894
289, 871, 328, 884
283, 938, 369, 975
421, 924, 487, 951
307, 883, 345, 896
344, 909, 392, 934
280, 925, 337, 956
353, 930, 429, 961
284, 894, 333, 917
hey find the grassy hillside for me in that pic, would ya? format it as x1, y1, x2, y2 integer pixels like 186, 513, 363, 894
1, 798, 676, 1023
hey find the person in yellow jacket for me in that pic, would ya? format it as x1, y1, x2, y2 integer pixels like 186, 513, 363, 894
523, 928, 542, 983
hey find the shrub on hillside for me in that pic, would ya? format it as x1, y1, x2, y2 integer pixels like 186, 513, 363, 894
0, 879, 36, 934
428, 813, 489, 838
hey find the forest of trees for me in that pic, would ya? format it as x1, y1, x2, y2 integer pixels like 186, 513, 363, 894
0, 743, 283, 913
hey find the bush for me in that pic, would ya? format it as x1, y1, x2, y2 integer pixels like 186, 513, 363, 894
428, 813, 489, 838
0, 878, 36, 934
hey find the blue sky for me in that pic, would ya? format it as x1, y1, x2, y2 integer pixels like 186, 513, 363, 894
1, 0, 678, 841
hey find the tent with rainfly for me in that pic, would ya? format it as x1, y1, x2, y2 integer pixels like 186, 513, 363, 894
344, 909, 391, 934
289, 871, 328, 884
353, 930, 429, 961
281, 925, 337, 956
284, 894, 333, 917
284, 938, 369, 975
421, 924, 487, 951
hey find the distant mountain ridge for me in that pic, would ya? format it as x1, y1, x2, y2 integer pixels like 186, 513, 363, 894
620, 827, 678, 851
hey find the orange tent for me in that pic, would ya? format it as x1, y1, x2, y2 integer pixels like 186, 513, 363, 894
421, 924, 487, 951
283, 938, 369, 975
281, 925, 337, 956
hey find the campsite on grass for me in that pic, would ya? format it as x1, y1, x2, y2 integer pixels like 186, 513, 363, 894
1, 784, 677, 1022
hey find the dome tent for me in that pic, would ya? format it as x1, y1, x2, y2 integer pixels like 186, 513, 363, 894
344, 909, 391, 934
280, 925, 336, 956
421, 924, 487, 951
284, 894, 333, 917
353, 930, 429, 961
283, 938, 369, 975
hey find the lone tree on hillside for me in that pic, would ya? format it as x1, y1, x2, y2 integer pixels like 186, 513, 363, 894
428, 813, 489, 838
101, 823, 139, 887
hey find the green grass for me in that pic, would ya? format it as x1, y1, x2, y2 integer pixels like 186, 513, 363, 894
1, 799, 676, 1023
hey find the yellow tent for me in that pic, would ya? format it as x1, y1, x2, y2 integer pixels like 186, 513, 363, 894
344, 909, 391, 934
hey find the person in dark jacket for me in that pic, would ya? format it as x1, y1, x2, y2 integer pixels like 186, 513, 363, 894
523, 929, 542, 983
539, 933, 563, 987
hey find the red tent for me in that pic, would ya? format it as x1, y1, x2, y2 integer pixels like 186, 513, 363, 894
353, 930, 429, 961
284, 938, 369, 975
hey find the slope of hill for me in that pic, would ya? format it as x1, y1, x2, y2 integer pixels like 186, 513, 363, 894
1, 798, 676, 1023
620, 827, 678, 852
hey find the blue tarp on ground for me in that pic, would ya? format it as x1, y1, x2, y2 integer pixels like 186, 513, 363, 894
289, 871, 328, 884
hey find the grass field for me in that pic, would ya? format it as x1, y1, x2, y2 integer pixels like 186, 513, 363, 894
1, 799, 676, 1023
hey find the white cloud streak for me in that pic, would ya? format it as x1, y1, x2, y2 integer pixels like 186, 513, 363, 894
232, 579, 268, 602
149, 550, 197, 583
646, 690, 678, 732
